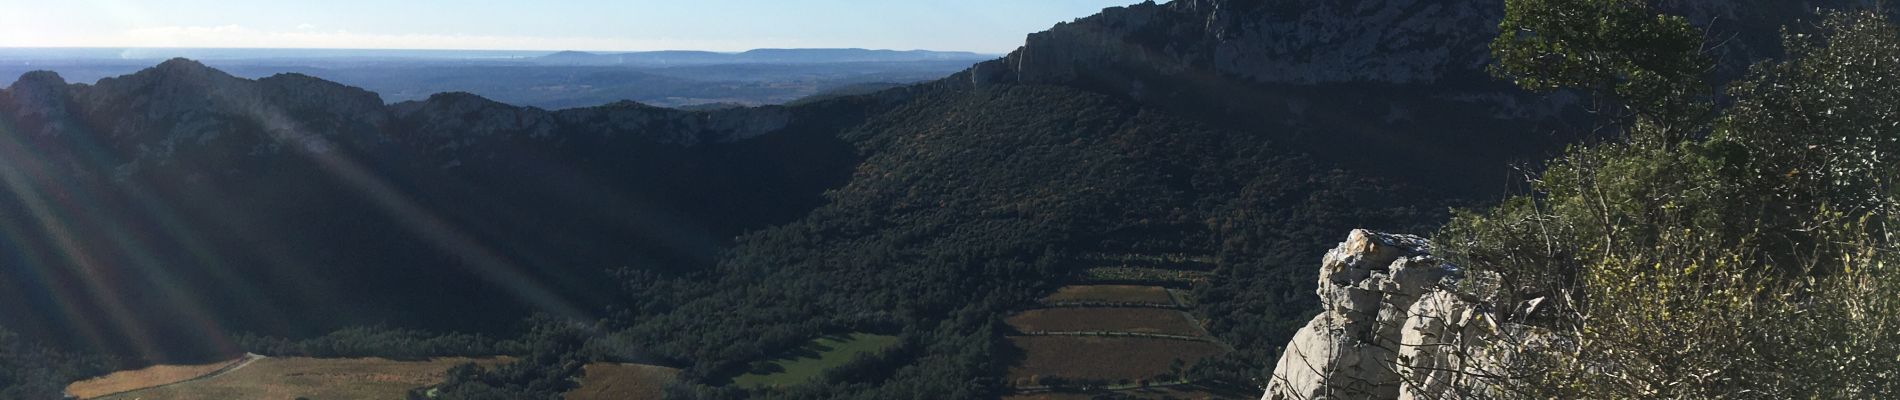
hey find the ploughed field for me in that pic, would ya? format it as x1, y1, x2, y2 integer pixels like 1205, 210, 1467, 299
1006, 336, 1226, 383
1005, 308, 1205, 337
1040, 284, 1177, 306
566, 363, 681, 400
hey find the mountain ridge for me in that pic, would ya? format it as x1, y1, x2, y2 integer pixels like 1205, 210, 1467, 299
3, 0, 1891, 397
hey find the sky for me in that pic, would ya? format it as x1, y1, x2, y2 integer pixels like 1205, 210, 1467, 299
0, 0, 1141, 54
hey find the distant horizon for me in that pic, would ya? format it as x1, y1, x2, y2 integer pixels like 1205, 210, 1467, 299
0, 46, 1004, 61
0, 46, 1003, 54
0, 1, 1136, 54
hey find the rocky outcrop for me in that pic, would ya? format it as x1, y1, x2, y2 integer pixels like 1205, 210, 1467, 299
1264, 229, 1557, 400
996, 0, 1498, 86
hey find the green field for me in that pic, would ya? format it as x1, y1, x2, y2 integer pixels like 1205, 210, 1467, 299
731, 333, 901, 389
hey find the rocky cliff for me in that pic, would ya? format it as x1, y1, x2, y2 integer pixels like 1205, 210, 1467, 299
956, 0, 1884, 194
1263, 230, 1562, 400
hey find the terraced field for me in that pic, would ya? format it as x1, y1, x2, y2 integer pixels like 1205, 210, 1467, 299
1082, 266, 1212, 285
1041, 285, 1176, 306
1006, 308, 1204, 336
1003, 252, 1253, 398
1004, 383, 1255, 400
1005, 336, 1226, 384
566, 363, 680, 400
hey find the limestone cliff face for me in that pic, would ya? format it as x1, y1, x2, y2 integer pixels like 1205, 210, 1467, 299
1264, 230, 1559, 400
994, 0, 1498, 86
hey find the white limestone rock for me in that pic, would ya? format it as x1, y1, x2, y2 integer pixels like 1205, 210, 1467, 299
1264, 229, 1553, 400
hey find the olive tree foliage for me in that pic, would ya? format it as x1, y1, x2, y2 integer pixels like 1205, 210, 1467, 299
1490, 0, 1715, 145
1436, 7, 1900, 399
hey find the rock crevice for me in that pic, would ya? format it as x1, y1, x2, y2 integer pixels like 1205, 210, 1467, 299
1264, 229, 1550, 400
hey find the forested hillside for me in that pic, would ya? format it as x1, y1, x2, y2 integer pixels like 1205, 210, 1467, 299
3, 0, 1892, 399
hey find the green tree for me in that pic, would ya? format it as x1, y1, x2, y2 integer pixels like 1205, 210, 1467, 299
1440, 8, 1900, 399
1490, 0, 1714, 144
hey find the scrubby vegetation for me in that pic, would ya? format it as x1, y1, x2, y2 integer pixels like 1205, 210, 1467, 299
0, 326, 112, 399
409, 319, 595, 400
236, 326, 521, 360
1438, 3, 1900, 398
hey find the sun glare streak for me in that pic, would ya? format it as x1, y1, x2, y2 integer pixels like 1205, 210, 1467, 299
0, 180, 112, 355
0, 121, 161, 360
1, 94, 257, 359
246, 107, 594, 321
113, 181, 308, 336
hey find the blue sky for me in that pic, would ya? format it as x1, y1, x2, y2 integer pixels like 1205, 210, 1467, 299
0, 0, 1141, 53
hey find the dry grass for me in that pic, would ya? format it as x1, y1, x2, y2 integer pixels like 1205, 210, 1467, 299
1042, 285, 1175, 305
566, 363, 680, 400
1005, 336, 1225, 384
1006, 308, 1204, 336
95, 357, 509, 400
66, 358, 242, 399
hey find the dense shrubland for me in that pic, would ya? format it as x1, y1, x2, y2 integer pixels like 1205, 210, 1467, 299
1438, 3, 1900, 397
0, 326, 112, 399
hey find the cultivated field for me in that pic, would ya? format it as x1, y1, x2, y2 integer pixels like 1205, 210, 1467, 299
566, 363, 680, 400
1006, 308, 1204, 337
1083, 267, 1211, 285
731, 332, 900, 389
1003, 384, 1256, 400
94, 357, 509, 400
66, 358, 244, 399
1041, 285, 1176, 305
1005, 336, 1226, 384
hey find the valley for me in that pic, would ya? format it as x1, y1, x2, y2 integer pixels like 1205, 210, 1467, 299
2, 0, 1895, 399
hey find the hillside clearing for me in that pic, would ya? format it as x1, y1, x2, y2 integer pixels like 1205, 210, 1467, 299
730, 332, 900, 389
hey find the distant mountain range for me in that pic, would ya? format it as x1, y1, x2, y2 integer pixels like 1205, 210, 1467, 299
1, 0, 1888, 397
0, 48, 996, 109
532, 48, 994, 66
0, 47, 996, 64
